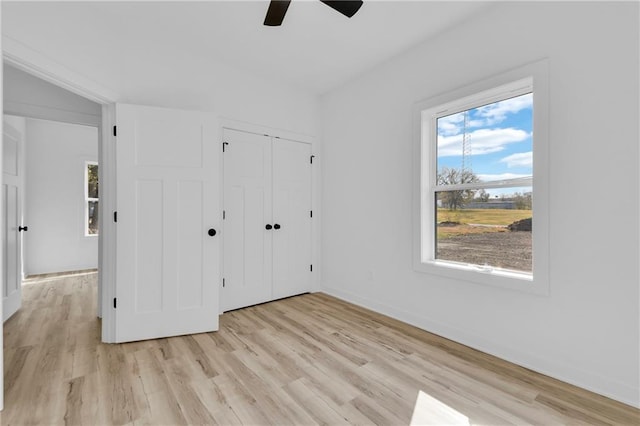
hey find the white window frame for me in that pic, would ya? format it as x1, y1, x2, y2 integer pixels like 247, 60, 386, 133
412, 60, 550, 295
84, 160, 99, 237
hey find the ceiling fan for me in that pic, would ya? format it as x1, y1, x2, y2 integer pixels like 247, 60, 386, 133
264, 0, 364, 26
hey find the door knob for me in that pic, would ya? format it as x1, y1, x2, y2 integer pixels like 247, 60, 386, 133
265, 224, 273, 230
273, 224, 281, 230
207, 228, 216, 237
18, 226, 28, 232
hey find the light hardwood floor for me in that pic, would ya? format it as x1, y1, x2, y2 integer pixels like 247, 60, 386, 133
2, 273, 639, 425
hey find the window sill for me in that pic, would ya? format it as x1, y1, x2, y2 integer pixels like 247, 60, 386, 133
414, 259, 548, 296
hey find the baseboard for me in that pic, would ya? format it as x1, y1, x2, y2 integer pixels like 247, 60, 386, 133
24, 267, 98, 280
322, 284, 640, 409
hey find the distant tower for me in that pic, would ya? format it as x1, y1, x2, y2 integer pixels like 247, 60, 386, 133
461, 111, 472, 173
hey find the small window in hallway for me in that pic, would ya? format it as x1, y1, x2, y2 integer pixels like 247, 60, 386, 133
85, 161, 98, 235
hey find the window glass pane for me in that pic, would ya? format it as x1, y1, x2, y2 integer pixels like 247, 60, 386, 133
88, 200, 99, 235
436, 93, 533, 184
87, 164, 99, 198
435, 186, 532, 273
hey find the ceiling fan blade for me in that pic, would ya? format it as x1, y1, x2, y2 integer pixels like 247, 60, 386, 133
264, 0, 292, 26
319, 1, 363, 18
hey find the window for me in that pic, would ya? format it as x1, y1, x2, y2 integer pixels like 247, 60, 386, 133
413, 61, 549, 294
85, 161, 98, 236
434, 89, 533, 273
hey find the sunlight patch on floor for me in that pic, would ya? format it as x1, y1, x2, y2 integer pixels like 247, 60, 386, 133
410, 390, 471, 426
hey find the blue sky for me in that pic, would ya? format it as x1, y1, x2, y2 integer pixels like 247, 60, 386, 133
436, 93, 533, 197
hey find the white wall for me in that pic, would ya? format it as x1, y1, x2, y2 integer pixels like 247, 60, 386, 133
113, 59, 319, 139
24, 118, 98, 275
3, 63, 102, 127
320, 2, 639, 408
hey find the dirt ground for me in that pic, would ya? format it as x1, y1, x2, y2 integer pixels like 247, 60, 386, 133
437, 231, 532, 272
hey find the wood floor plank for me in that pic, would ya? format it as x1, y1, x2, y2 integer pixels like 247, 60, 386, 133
134, 388, 188, 426
162, 357, 218, 425
283, 378, 349, 425
349, 393, 407, 424
210, 373, 271, 425
3, 273, 639, 425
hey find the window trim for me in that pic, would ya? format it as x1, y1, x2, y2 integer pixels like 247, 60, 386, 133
84, 160, 99, 237
412, 60, 550, 295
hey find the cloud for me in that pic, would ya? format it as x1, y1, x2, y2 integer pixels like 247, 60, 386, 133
499, 151, 533, 168
438, 113, 486, 136
437, 112, 465, 136
438, 128, 530, 157
475, 93, 533, 125
436, 93, 532, 136
477, 173, 532, 182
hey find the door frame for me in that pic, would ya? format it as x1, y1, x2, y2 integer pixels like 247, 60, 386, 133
3, 40, 119, 346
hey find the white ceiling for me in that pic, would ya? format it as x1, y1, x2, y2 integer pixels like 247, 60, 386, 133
2, 1, 492, 96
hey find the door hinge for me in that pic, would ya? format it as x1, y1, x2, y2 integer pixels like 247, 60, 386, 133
223, 210, 226, 220
113, 126, 117, 137
113, 211, 118, 223
223, 142, 229, 152
113, 298, 117, 309
310, 155, 315, 164
310, 264, 313, 272
222, 278, 226, 288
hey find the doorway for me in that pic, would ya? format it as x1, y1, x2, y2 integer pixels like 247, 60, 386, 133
21, 118, 99, 276
2, 115, 101, 322
3, 63, 105, 322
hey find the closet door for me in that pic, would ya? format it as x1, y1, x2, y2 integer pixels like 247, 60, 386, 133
222, 129, 273, 312
272, 139, 312, 299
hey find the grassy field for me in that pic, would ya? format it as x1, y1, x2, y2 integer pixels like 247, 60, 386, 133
437, 208, 532, 239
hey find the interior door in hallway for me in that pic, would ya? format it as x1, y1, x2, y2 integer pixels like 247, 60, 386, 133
2, 116, 25, 322
115, 104, 220, 342
222, 129, 272, 312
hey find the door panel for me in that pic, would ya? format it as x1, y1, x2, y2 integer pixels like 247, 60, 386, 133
3, 116, 24, 322
272, 139, 312, 299
115, 104, 219, 342
3, 185, 20, 321
177, 180, 205, 309
134, 179, 163, 314
222, 129, 272, 312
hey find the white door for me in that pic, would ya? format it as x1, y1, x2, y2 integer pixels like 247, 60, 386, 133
222, 129, 272, 312
2, 116, 25, 322
115, 104, 220, 342
272, 139, 312, 299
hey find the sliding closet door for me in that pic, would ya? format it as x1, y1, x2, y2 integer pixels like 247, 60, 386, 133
222, 129, 272, 312
272, 139, 312, 299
